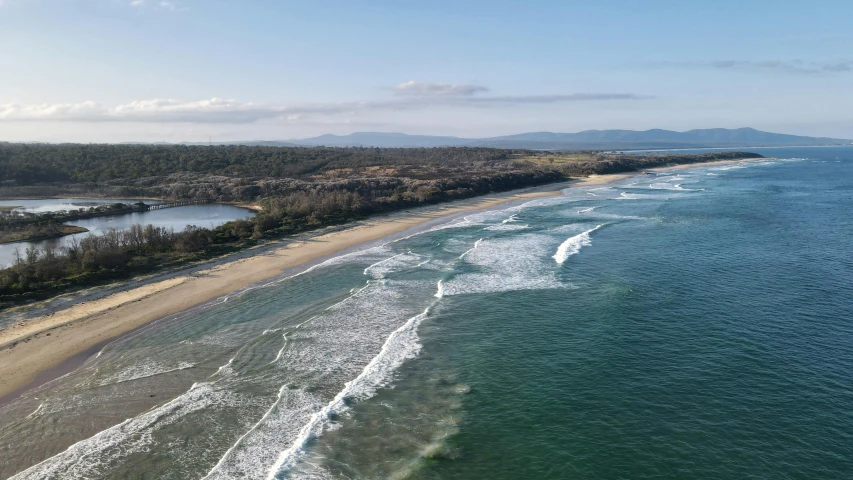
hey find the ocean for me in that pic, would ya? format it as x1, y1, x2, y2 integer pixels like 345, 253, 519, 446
1, 146, 851, 479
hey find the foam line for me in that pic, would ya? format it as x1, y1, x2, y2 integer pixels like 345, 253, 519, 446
201, 384, 289, 480
459, 238, 483, 260
363, 252, 408, 277
10, 382, 222, 479
484, 223, 529, 231
265, 282, 442, 479
435, 280, 444, 299
25, 403, 44, 420
100, 362, 197, 386
261, 280, 371, 341
211, 357, 235, 378
268, 334, 288, 365
553, 224, 603, 264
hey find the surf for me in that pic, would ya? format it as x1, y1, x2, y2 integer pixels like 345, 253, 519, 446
553, 224, 603, 264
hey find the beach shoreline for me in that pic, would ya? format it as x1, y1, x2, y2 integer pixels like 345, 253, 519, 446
0, 159, 752, 403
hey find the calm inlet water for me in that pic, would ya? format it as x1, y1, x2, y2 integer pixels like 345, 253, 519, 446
1, 147, 851, 479
0, 198, 161, 214
0, 200, 253, 267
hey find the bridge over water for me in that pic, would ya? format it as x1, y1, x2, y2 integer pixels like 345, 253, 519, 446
146, 199, 212, 211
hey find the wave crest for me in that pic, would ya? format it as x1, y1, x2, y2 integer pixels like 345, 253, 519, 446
553, 224, 603, 264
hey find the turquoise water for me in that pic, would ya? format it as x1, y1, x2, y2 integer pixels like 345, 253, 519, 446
1, 147, 851, 479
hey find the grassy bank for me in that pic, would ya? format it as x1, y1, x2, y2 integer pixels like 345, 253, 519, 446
0, 225, 89, 245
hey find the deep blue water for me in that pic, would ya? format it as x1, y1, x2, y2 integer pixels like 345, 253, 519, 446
1, 147, 851, 479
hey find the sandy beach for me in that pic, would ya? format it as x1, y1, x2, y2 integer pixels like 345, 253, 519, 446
0, 164, 737, 402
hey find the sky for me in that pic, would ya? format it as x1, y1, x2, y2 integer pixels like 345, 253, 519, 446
1, 0, 852, 142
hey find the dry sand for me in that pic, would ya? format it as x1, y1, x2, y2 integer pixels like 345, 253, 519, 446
0, 164, 739, 401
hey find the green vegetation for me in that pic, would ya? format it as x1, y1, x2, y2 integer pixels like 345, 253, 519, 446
1, 201, 150, 229
0, 225, 88, 245
0, 144, 763, 308
517, 152, 601, 165
0, 201, 149, 248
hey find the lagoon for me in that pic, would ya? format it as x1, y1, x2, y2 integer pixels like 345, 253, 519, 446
0, 199, 254, 267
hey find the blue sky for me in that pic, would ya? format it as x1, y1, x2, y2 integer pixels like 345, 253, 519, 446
1, 0, 852, 142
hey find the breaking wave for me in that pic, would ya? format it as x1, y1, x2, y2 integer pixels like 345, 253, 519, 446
553, 224, 603, 264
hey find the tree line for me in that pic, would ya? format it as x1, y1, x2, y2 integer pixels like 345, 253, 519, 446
0, 144, 517, 184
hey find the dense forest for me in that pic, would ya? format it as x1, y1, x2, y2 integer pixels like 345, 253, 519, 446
0, 144, 516, 184
0, 144, 760, 201
0, 143, 762, 307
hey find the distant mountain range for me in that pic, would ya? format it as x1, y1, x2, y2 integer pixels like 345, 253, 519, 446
223, 128, 850, 150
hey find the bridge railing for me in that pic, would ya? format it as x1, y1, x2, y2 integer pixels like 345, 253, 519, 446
146, 199, 213, 211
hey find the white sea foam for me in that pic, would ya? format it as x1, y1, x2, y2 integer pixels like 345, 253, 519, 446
202, 280, 441, 479
710, 164, 746, 171
25, 403, 44, 420
268, 334, 288, 365
578, 206, 597, 213
553, 224, 603, 264
213, 357, 236, 377
648, 182, 684, 190
458, 238, 484, 260
19, 278, 429, 478
200, 386, 324, 480
435, 280, 444, 299
10, 232, 447, 478
363, 251, 421, 278
384, 214, 490, 246
617, 191, 668, 200
185, 328, 249, 348
583, 212, 646, 221
265, 301, 435, 478
442, 233, 566, 296
484, 223, 529, 231
96, 361, 197, 386
10, 383, 244, 479
421, 216, 483, 233
648, 183, 704, 192
257, 244, 395, 289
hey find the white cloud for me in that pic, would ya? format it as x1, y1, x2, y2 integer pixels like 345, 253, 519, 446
394, 80, 488, 96
463, 93, 651, 104
0, 89, 650, 124
0, 101, 106, 121
0, 98, 291, 123
660, 59, 853, 74
129, 0, 185, 10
